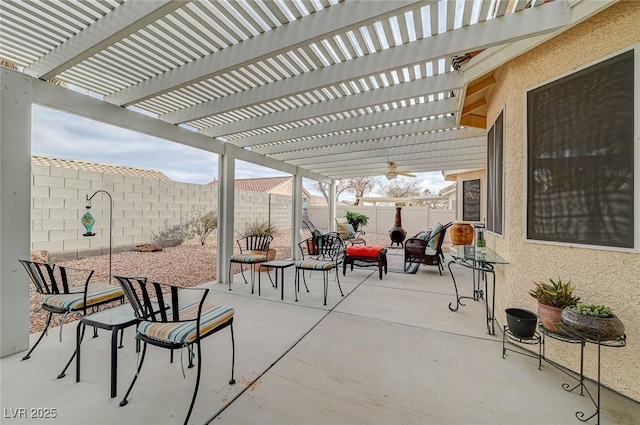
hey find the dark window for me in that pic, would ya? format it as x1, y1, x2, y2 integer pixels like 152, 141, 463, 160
487, 111, 504, 235
526, 50, 634, 248
463, 179, 481, 222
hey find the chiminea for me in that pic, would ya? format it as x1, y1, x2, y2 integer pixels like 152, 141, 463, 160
389, 206, 407, 247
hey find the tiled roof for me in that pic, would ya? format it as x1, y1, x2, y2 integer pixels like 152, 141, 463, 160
32, 155, 170, 180
210, 176, 291, 193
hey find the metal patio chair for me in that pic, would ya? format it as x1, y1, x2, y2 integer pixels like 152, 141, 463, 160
18, 260, 124, 378
115, 276, 236, 425
294, 232, 345, 305
228, 234, 273, 293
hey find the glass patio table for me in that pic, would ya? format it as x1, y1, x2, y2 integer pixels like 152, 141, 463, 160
447, 245, 509, 335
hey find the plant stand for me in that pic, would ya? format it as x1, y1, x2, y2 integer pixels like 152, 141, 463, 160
539, 324, 627, 425
502, 325, 542, 370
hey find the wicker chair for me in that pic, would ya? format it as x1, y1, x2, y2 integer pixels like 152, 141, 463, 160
403, 222, 453, 275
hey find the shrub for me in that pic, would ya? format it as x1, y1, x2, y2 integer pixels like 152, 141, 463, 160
151, 220, 189, 247
187, 208, 218, 245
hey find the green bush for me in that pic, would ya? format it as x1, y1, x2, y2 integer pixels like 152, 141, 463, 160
572, 303, 613, 318
187, 208, 218, 245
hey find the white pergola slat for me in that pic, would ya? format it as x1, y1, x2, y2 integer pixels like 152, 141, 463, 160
0, 0, 582, 182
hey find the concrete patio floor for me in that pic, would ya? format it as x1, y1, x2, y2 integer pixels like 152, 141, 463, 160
2, 253, 639, 424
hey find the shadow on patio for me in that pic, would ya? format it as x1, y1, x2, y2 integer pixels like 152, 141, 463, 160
2, 253, 638, 424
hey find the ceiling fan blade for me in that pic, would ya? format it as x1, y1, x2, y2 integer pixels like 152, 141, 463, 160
397, 171, 416, 177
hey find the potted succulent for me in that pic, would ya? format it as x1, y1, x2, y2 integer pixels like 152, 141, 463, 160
529, 278, 580, 333
345, 211, 369, 232
561, 303, 625, 340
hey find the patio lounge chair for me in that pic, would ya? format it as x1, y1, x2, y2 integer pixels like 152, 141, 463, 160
335, 217, 366, 247
403, 222, 453, 275
115, 276, 236, 425
295, 232, 345, 305
18, 260, 124, 377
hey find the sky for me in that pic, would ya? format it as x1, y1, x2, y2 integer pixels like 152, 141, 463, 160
31, 105, 450, 197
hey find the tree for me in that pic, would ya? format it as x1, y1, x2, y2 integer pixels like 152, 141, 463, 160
314, 179, 352, 204
380, 177, 422, 198
343, 177, 376, 205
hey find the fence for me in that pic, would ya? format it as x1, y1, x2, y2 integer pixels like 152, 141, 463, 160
306, 205, 455, 241
31, 163, 293, 260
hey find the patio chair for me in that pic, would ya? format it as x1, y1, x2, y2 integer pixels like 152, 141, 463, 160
115, 276, 236, 425
294, 232, 345, 305
335, 217, 366, 247
18, 259, 124, 377
403, 222, 453, 275
228, 234, 273, 293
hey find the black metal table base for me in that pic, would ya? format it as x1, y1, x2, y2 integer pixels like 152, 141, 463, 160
502, 325, 542, 369
447, 258, 495, 335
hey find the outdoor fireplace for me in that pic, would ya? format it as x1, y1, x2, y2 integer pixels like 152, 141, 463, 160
389, 206, 407, 247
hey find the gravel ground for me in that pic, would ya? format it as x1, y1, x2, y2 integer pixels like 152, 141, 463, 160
28, 230, 394, 334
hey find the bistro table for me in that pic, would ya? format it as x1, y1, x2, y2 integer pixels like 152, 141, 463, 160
258, 260, 295, 300
447, 245, 509, 335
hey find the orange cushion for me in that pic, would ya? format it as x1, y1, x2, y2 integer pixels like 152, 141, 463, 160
346, 246, 384, 257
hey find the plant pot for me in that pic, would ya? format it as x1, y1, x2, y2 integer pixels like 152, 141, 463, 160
561, 308, 625, 340
505, 308, 538, 338
538, 303, 565, 334
450, 222, 474, 245
252, 248, 276, 271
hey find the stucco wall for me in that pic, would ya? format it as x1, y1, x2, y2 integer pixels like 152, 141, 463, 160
31, 164, 293, 259
485, 1, 640, 401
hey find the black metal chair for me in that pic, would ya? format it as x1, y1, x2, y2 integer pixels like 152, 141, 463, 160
115, 276, 236, 425
294, 232, 345, 305
18, 259, 125, 378
228, 234, 274, 293
403, 222, 453, 275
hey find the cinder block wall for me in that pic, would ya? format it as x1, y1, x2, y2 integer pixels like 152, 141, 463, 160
31, 164, 292, 260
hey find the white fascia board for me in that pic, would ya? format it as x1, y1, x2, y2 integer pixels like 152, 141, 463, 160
107, 0, 427, 107
25, 1, 181, 80
311, 147, 486, 173
254, 116, 459, 155
169, 0, 569, 126
328, 158, 487, 178
460, 0, 616, 93
207, 72, 462, 141
288, 136, 486, 166
223, 97, 459, 148
274, 127, 485, 161
31, 78, 224, 155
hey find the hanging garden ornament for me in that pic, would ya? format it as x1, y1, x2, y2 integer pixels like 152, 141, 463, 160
82, 201, 95, 236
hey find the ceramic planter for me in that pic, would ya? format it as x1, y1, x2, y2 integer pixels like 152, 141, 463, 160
537, 303, 565, 334
561, 308, 625, 340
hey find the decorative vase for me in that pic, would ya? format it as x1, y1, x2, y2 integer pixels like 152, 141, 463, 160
252, 248, 276, 271
561, 308, 625, 340
450, 222, 474, 245
538, 303, 565, 334
81, 209, 95, 236
505, 308, 538, 338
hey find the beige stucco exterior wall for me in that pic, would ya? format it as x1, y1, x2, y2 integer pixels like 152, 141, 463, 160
485, 1, 640, 401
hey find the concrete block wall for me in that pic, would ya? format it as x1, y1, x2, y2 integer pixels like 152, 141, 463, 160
31, 165, 292, 260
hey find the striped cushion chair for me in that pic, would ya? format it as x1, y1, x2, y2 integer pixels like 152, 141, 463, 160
115, 277, 236, 425
18, 260, 124, 378
294, 232, 345, 305
228, 234, 273, 294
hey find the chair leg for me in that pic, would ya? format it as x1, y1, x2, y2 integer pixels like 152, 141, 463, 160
334, 268, 344, 296
22, 311, 53, 360
323, 272, 328, 306
229, 322, 236, 385
119, 341, 148, 407
188, 343, 194, 368
294, 269, 299, 302
184, 342, 201, 425
58, 321, 86, 379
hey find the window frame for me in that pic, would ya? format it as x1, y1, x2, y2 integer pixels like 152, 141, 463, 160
523, 45, 639, 252
487, 109, 505, 237
462, 178, 481, 222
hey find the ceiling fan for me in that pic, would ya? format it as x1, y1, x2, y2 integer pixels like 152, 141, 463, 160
385, 161, 416, 180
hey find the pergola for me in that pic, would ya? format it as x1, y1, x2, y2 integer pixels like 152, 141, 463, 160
0, 0, 613, 356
